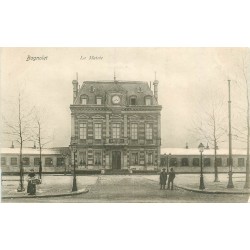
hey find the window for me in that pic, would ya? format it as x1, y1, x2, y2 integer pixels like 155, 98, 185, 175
131, 123, 138, 140
147, 152, 153, 164
193, 158, 200, 167
145, 124, 153, 140
1, 157, 6, 166
181, 158, 189, 166
79, 123, 87, 139
145, 97, 152, 105
94, 123, 102, 140
22, 157, 30, 166
130, 97, 136, 105
56, 158, 64, 167
216, 158, 222, 167
90, 86, 95, 92
170, 158, 177, 167
45, 158, 53, 166
81, 95, 88, 105
34, 158, 40, 166
160, 158, 165, 166
204, 158, 211, 167
94, 151, 102, 165
227, 158, 233, 166
79, 151, 87, 166
11, 157, 17, 165
131, 153, 138, 165
112, 123, 120, 139
96, 97, 102, 105
238, 158, 245, 167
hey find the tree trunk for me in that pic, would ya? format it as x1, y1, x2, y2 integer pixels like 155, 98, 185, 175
244, 80, 250, 188
214, 142, 219, 182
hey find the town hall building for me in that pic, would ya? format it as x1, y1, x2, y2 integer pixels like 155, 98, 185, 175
70, 76, 162, 171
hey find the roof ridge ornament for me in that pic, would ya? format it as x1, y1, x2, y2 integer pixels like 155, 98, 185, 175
114, 69, 118, 83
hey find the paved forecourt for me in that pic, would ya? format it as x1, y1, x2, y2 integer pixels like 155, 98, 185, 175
2, 174, 249, 203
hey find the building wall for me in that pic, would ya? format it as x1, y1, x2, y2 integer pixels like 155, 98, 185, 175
70, 80, 162, 171
1, 153, 70, 173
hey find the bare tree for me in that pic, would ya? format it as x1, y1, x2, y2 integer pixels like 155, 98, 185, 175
234, 49, 250, 188
191, 89, 227, 182
2, 92, 34, 191
32, 107, 52, 181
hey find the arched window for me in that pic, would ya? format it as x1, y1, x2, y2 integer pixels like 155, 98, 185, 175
81, 95, 88, 105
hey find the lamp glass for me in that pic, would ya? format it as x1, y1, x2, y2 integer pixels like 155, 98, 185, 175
198, 143, 204, 153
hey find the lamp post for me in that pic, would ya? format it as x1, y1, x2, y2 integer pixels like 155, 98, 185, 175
164, 153, 167, 169
71, 144, 78, 192
167, 153, 171, 173
198, 143, 205, 190
227, 79, 234, 188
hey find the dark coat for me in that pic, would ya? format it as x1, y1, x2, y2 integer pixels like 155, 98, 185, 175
160, 171, 168, 185
168, 171, 176, 181
27, 172, 36, 195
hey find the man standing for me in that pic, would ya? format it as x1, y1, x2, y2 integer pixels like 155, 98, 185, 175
159, 168, 167, 190
167, 168, 176, 190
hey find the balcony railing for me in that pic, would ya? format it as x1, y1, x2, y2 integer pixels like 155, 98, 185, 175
106, 138, 128, 145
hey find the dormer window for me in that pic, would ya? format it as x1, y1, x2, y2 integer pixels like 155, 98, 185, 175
81, 95, 88, 105
145, 96, 152, 106
90, 86, 95, 92
130, 96, 137, 105
96, 97, 102, 105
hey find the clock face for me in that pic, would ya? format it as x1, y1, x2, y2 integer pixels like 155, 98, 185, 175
112, 95, 121, 104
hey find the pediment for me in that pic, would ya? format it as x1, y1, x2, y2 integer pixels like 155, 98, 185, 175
92, 115, 105, 119
110, 114, 123, 120
145, 115, 155, 120
129, 115, 140, 120
77, 114, 89, 119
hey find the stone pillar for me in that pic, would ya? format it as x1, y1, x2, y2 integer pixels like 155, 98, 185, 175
158, 114, 161, 145
106, 114, 109, 138
124, 114, 127, 137
71, 114, 75, 140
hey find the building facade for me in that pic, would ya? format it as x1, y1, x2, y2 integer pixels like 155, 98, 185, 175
70, 77, 162, 171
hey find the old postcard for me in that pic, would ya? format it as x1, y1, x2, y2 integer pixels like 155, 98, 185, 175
1, 47, 250, 203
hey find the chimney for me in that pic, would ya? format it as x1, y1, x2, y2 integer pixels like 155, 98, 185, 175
72, 79, 79, 103
153, 72, 159, 102
33, 142, 36, 149
185, 142, 189, 149
11, 141, 14, 148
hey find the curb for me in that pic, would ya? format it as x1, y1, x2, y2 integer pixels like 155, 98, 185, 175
1, 188, 89, 200
175, 185, 250, 195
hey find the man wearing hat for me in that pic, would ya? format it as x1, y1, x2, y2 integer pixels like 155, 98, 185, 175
159, 168, 167, 190
167, 167, 176, 190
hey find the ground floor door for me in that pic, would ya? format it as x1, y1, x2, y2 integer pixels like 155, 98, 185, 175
112, 151, 121, 169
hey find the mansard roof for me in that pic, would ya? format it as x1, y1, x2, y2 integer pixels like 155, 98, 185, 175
74, 80, 156, 105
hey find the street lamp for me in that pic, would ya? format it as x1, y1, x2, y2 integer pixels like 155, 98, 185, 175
167, 153, 171, 173
164, 153, 167, 169
227, 79, 234, 188
198, 143, 205, 190
71, 144, 78, 192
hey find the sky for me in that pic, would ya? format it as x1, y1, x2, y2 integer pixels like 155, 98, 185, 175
0, 47, 249, 149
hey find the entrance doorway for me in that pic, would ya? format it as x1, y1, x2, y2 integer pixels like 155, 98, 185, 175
112, 151, 121, 169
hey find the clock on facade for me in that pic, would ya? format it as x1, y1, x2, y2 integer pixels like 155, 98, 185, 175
112, 95, 121, 104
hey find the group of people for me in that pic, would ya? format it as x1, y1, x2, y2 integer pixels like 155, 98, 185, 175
159, 167, 175, 190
